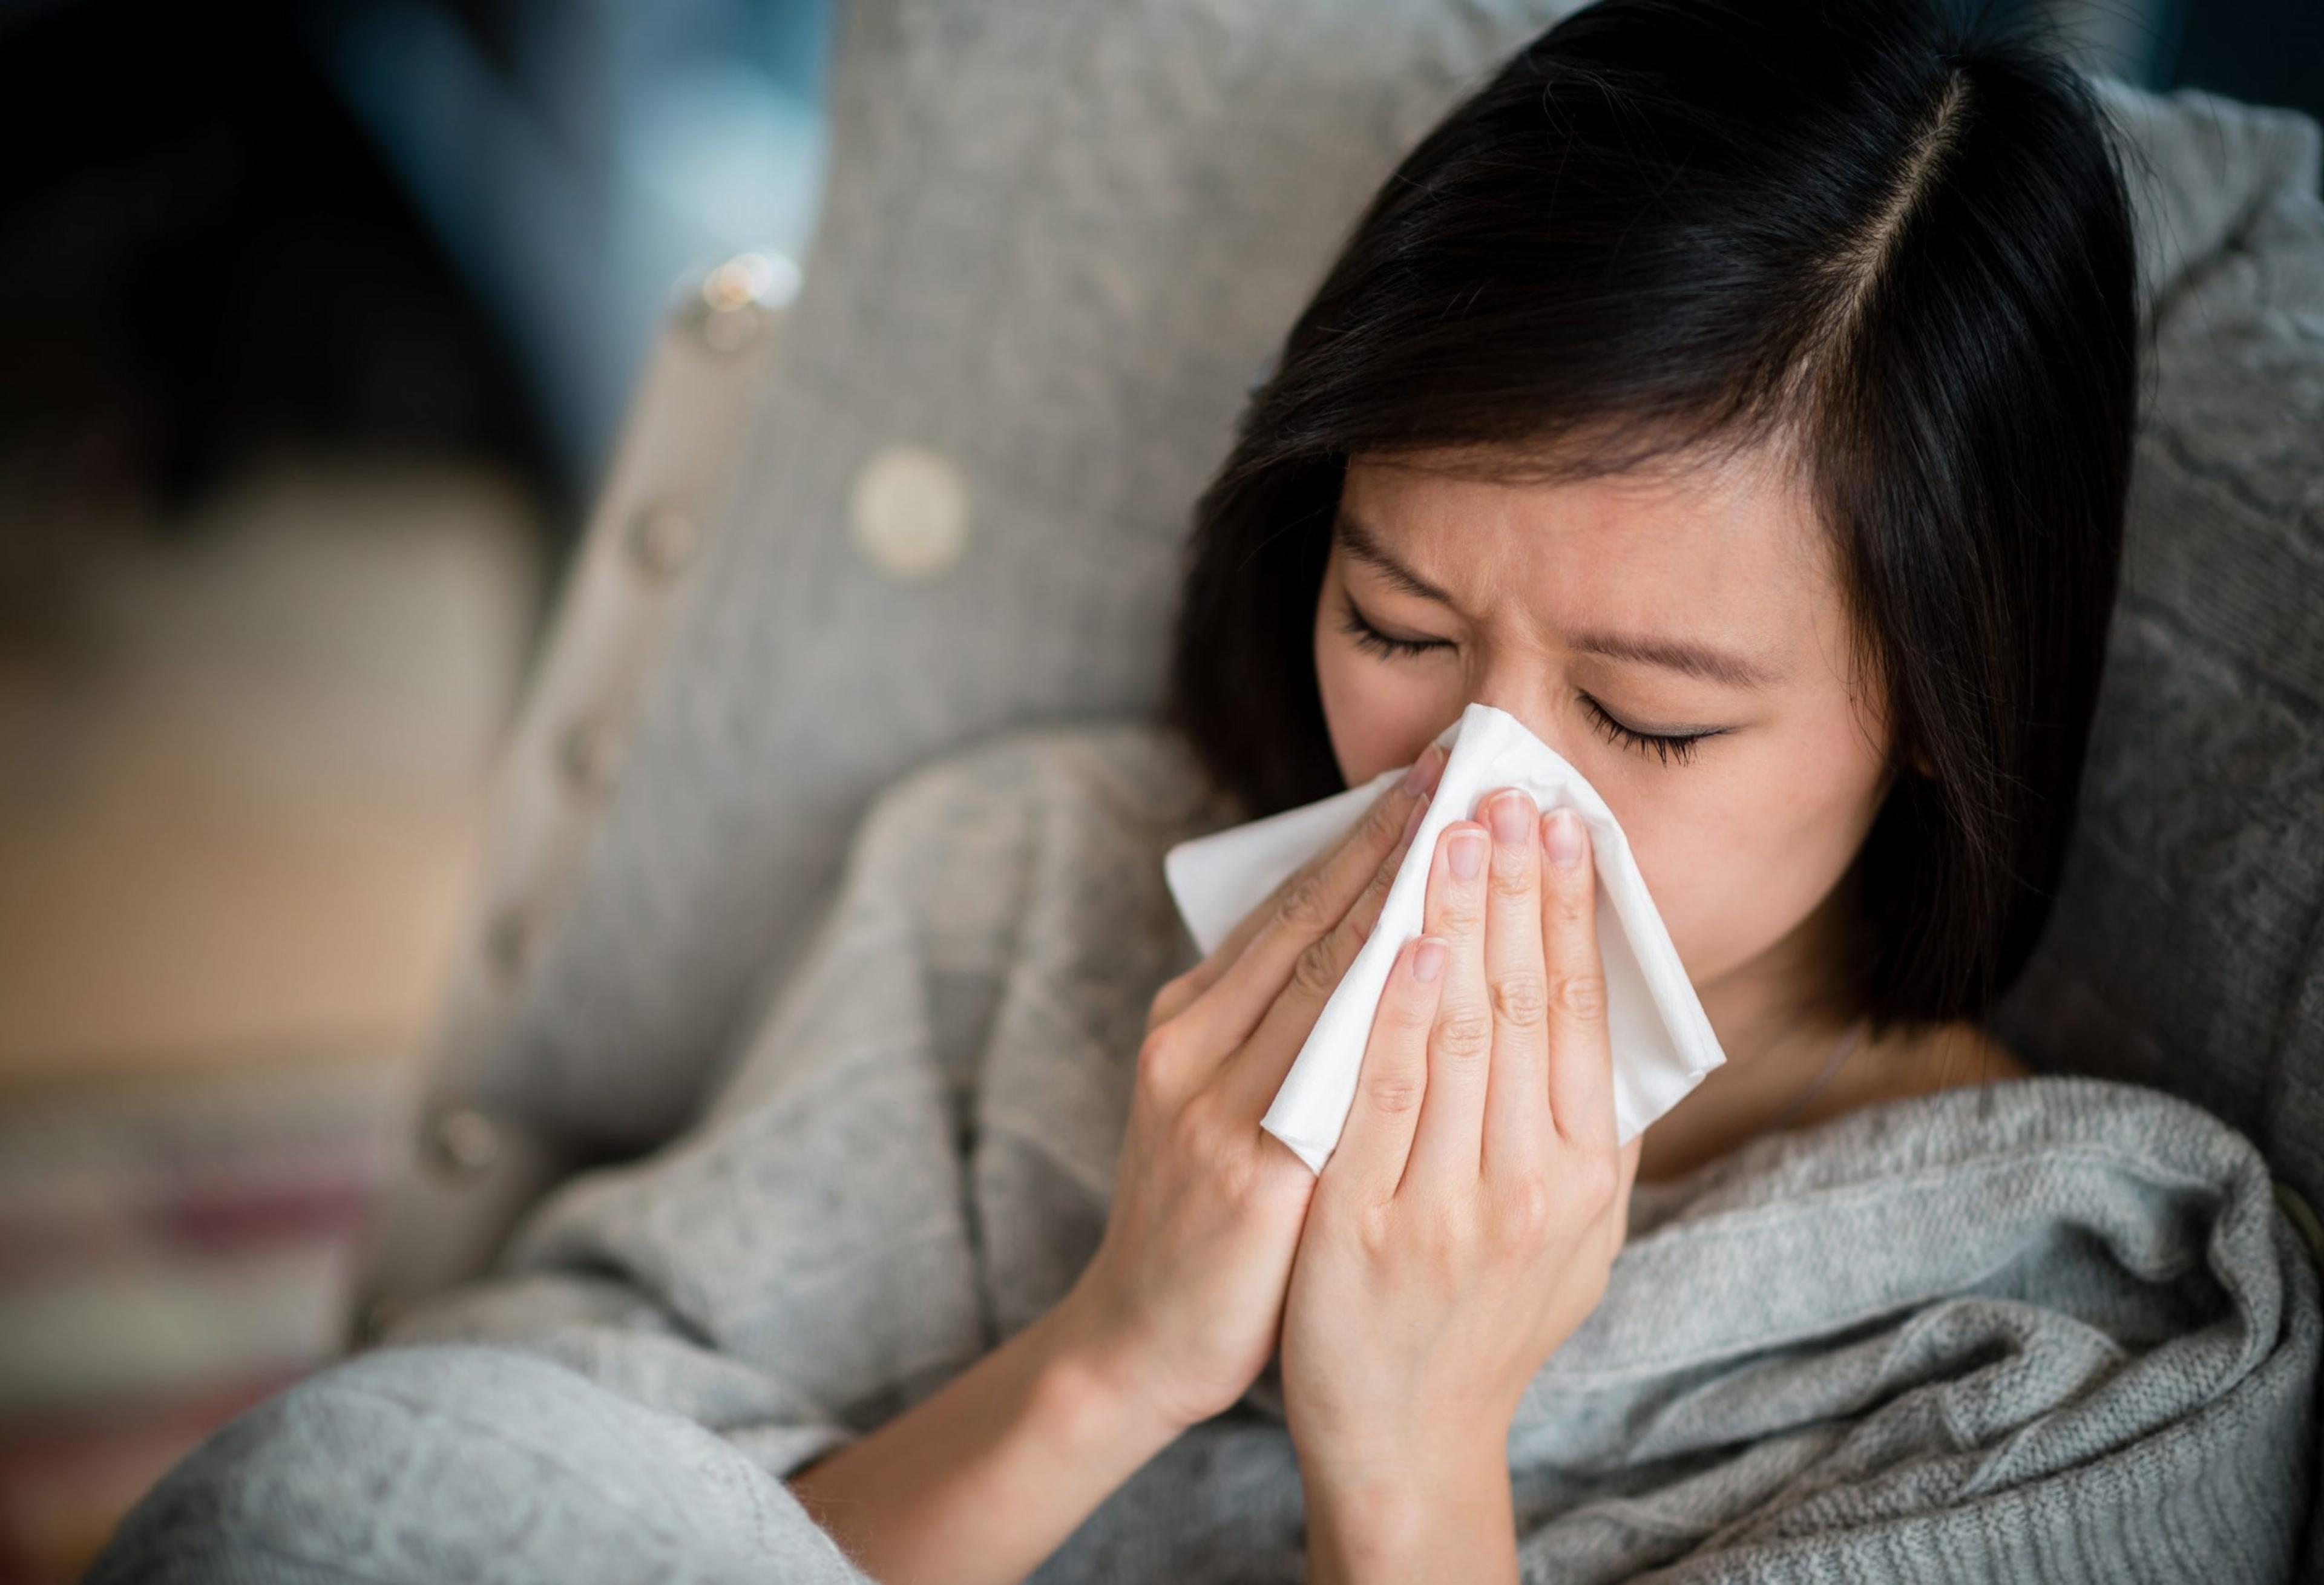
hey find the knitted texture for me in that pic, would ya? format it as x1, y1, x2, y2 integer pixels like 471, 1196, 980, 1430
97, 721, 2322, 1583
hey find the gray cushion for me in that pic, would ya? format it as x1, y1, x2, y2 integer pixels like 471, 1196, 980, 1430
384, 0, 2324, 1288
1994, 83, 2324, 1215
461, 0, 1595, 1152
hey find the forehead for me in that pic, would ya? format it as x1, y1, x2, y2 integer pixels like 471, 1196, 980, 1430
1338, 444, 1839, 645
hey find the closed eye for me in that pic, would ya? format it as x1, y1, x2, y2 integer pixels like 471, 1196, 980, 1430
1336, 599, 1445, 661
1577, 694, 1722, 766
1338, 596, 1725, 766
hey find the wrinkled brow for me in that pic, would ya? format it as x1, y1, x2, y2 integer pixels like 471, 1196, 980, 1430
1332, 508, 1784, 689
1333, 510, 1457, 603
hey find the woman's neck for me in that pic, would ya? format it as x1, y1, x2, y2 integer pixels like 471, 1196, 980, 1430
1634, 890, 2027, 1187
1635, 995, 1862, 1186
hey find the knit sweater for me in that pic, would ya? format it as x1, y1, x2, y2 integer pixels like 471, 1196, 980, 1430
372, 717, 2322, 1583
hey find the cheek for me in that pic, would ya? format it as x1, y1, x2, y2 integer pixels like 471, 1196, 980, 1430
1618, 736, 1886, 987
1313, 613, 1455, 786
1312, 619, 1371, 783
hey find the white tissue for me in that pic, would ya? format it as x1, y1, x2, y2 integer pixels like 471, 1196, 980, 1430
1163, 701, 1725, 1173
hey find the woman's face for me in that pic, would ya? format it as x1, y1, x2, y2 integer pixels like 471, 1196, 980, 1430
1313, 445, 1894, 1005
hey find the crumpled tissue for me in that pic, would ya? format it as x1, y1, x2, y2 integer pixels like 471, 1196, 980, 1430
1163, 701, 1725, 1173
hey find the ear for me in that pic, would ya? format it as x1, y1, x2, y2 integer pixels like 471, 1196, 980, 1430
1882, 720, 1933, 781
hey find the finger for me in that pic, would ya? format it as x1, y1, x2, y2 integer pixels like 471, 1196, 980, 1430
1156, 743, 1446, 1029
1404, 817, 1494, 1189
1539, 806, 1615, 1151
1325, 933, 1447, 1204
1204, 743, 1447, 980
1168, 753, 1441, 1090
1152, 748, 1422, 1032
1476, 789, 1554, 1185
1214, 779, 1433, 1121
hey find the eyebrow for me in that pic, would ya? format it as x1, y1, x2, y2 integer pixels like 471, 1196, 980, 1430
1334, 508, 1459, 604
1332, 508, 1785, 690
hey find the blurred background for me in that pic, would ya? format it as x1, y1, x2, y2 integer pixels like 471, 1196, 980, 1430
0, 0, 2313, 1579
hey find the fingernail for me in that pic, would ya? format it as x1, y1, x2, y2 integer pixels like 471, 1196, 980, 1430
1413, 937, 1447, 982
1399, 743, 1446, 795
1488, 790, 1532, 844
1449, 829, 1486, 880
1545, 807, 1585, 868
1401, 790, 1430, 844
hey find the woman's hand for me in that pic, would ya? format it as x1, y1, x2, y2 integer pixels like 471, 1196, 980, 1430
1280, 787, 1644, 1582
1052, 743, 1451, 1435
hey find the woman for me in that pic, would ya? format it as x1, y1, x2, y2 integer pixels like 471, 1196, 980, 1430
93, 0, 2318, 1581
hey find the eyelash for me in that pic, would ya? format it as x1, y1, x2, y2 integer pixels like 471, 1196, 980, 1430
1337, 602, 1444, 665
1585, 698, 1715, 766
1335, 601, 1720, 766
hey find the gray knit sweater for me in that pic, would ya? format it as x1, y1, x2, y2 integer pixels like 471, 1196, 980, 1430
353, 718, 2322, 1582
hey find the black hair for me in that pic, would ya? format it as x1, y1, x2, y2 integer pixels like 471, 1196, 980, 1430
1158, 0, 2141, 1032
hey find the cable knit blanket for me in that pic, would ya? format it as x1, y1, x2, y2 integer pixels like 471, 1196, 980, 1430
97, 721, 2321, 1583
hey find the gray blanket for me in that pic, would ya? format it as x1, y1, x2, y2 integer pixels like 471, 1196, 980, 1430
94, 721, 2322, 1583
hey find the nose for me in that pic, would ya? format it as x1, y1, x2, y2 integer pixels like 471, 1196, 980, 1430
1466, 682, 1571, 764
